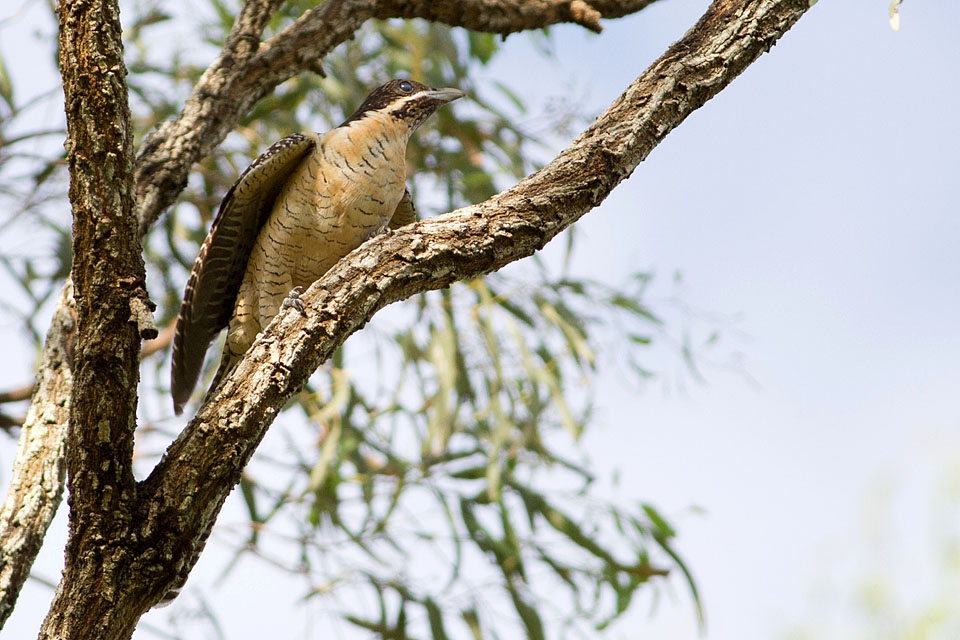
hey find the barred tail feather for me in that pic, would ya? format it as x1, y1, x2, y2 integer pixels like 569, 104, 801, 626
205, 347, 243, 401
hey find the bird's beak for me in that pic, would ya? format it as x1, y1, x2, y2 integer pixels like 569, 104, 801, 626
423, 87, 465, 103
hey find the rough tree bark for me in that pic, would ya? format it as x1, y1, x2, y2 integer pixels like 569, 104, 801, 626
0, 286, 74, 625
0, 0, 813, 637
37, 0, 148, 636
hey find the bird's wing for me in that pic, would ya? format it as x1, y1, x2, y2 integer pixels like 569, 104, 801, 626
171, 133, 317, 414
388, 188, 418, 229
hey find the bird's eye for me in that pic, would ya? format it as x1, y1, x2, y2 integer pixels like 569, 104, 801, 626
399, 81, 413, 93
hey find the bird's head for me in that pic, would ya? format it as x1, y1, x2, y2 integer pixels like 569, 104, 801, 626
342, 79, 464, 131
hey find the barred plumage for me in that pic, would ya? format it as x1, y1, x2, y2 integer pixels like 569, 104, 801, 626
171, 133, 316, 414
170, 80, 463, 415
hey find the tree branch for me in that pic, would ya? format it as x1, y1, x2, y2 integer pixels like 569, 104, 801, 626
38, 0, 147, 634
140, 0, 812, 605
133, 0, 288, 237
0, 285, 74, 626
0, 385, 35, 405
368, 0, 665, 33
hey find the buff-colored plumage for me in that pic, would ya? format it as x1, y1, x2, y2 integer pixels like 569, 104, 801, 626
171, 80, 463, 414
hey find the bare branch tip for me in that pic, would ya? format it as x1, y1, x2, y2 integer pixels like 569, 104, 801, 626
0, 383, 36, 404
128, 295, 159, 340
569, 0, 604, 33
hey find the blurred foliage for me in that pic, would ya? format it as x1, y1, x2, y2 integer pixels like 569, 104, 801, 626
784, 468, 960, 640
0, 1, 717, 637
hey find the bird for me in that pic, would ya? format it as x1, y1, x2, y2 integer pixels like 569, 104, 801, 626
170, 79, 464, 415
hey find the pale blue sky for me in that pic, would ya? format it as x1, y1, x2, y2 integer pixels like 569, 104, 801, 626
2, 1, 959, 638
496, 2, 960, 637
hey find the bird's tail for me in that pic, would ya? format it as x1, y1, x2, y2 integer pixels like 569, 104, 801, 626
205, 346, 243, 402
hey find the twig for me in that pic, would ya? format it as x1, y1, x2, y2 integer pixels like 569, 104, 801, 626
0, 384, 34, 404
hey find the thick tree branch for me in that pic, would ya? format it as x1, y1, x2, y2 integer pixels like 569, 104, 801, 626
133, 0, 287, 237
38, 0, 147, 636
139, 0, 812, 605
258, 0, 660, 74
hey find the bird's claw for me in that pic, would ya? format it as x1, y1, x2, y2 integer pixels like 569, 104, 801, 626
282, 286, 306, 314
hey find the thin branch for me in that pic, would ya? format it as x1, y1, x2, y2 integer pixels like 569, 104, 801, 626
142, 321, 175, 358
0, 129, 67, 148
0, 384, 34, 405
0, 416, 23, 434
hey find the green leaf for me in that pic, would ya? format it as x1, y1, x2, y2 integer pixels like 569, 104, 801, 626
461, 607, 483, 640
539, 300, 595, 369
492, 80, 526, 113
0, 52, 14, 110
306, 416, 342, 494
426, 321, 458, 454
449, 466, 487, 480
506, 580, 545, 640
468, 32, 497, 64
237, 475, 260, 545
425, 597, 450, 640
656, 533, 704, 630
610, 294, 661, 324
642, 504, 677, 539
536, 546, 578, 590
504, 317, 580, 439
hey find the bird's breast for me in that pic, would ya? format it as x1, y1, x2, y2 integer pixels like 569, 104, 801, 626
273, 115, 410, 285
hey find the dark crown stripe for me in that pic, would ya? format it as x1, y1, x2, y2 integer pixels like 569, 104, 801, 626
340, 79, 430, 126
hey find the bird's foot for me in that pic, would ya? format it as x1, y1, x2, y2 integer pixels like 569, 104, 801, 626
281, 286, 306, 314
